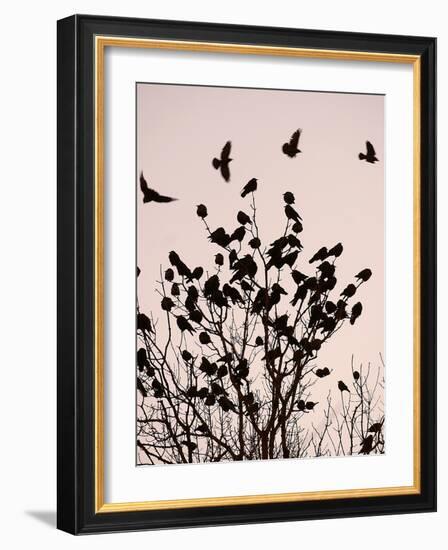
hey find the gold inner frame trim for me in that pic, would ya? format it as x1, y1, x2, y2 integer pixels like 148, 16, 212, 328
94, 35, 421, 514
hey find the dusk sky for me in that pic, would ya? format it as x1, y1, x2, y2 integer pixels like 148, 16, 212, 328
136, 82, 384, 407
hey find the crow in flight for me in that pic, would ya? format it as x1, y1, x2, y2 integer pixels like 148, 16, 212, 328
282, 129, 302, 158
212, 141, 232, 182
139, 173, 177, 203
359, 141, 379, 163
241, 178, 258, 198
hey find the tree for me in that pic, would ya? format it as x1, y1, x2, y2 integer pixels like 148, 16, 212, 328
136, 188, 378, 464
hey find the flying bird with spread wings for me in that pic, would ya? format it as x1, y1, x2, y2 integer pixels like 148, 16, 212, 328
212, 141, 232, 182
282, 128, 302, 158
358, 141, 379, 164
139, 172, 177, 203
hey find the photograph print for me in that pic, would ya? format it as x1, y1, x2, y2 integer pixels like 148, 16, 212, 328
136, 82, 385, 466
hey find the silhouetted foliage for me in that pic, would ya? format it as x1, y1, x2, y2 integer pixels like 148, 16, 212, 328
136, 186, 382, 464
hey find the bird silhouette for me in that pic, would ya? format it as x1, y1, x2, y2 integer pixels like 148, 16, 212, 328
196, 204, 208, 218
306, 401, 318, 410
359, 435, 374, 454
248, 237, 261, 249
208, 227, 231, 248
215, 253, 224, 266
137, 313, 153, 334
356, 268, 372, 282
315, 367, 330, 378
350, 302, 363, 324
291, 270, 307, 285
282, 129, 302, 158
189, 309, 203, 324
182, 350, 193, 362
197, 387, 209, 399
241, 178, 258, 198
285, 204, 302, 223
368, 422, 383, 433
297, 400, 306, 411
287, 234, 303, 250
204, 394, 215, 406
328, 242, 343, 257
164, 268, 174, 282
353, 370, 360, 380
223, 283, 243, 304
341, 283, 356, 298
291, 221, 303, 233
171, 282, 180, 296
137, 347, 149, 372
237, 210, 252, 225
217, 364, 228, 378
139, 173, 177, 203
229, 255, 258, 284
338, 380, 350, 392
219, 396, 235, 412
231, 226, 246, 243
251, 288, 269, 314
177, 316, 195, 334
290, 284, 307, 306
283, 191, 295, 204
203, 274, 220, 297
359, 141, 379, 163
267, 283, 287, 310
137, 377, 147, 398
199, 357, 217, 376
189, 267, 204, 281
229, 249, 238, 268
152, 379, 164, 398
161, 296, 174, 311
309, 247, 328, 264
212, 141, 232, 182
169, 251, 192, 278
199, 332, 212, 345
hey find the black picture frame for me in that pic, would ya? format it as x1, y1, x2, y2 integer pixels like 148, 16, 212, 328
57, 14, 436, 534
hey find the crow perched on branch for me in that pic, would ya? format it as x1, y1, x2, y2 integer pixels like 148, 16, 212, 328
169, 251, 192, 279
241, 178, 257, 198
356, 268, 372, 282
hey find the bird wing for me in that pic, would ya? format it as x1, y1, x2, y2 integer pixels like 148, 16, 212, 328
155, 192, 177, 203
139, 172, 149, 193
366, 141, 376, 156
221, 162, 230, 182
289, 128, 302, 148
221, 140, 231, 160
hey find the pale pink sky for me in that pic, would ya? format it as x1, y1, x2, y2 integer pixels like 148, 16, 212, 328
136, 83, 384, 393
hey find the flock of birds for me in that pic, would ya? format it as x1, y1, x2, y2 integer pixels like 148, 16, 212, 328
138, 128, 379, 450
138, 130, 379, 204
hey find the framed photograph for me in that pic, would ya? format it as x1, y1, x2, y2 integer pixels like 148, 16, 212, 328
57, 15, 436, 534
